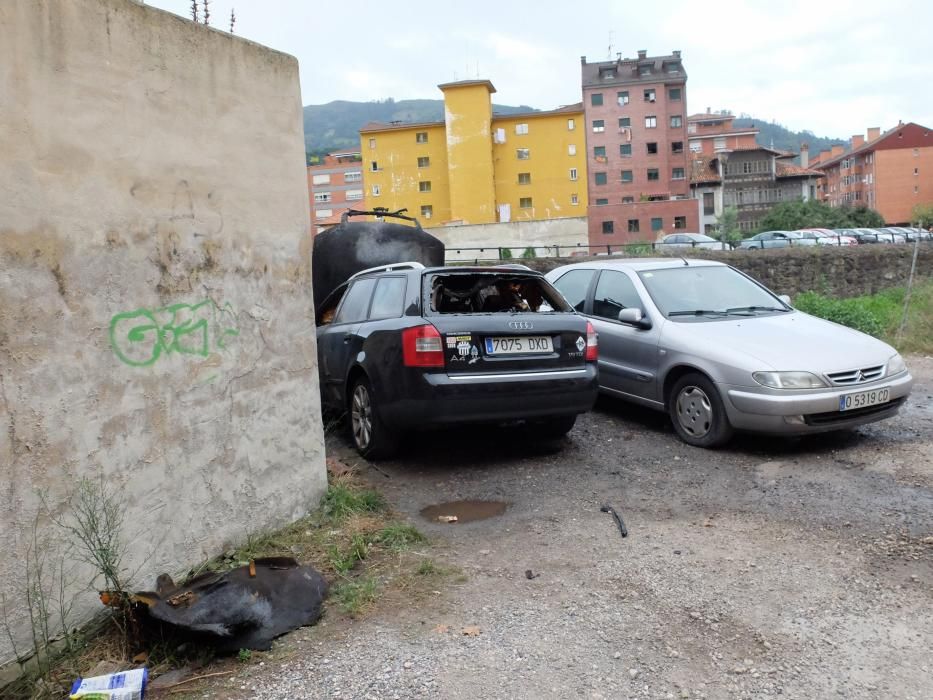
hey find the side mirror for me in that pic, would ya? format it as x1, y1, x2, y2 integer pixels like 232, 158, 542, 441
777, 294, 791, 305
618, 308, 651, 329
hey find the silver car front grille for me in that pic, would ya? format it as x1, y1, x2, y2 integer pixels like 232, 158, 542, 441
826, 365, 885, 385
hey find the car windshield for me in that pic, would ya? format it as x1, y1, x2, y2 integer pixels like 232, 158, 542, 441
637, 265, 789, 318
427, 272, 571, 313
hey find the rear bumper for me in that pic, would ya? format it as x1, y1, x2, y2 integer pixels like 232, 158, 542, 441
721, 371, 913, 434
381, 365, 599, 428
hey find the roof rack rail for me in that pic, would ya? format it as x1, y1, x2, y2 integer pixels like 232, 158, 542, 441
347, 262, 425, 282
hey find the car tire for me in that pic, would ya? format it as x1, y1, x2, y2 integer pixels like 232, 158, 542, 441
668, 373, 733, 448
348, 376, 398, 459
528, 414, 577, 438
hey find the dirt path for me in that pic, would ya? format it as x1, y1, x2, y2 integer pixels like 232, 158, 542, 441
183, 355, 933, 699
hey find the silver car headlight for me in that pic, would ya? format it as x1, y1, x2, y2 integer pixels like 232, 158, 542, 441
753, 371, 829, 389
887, 353, 907, 376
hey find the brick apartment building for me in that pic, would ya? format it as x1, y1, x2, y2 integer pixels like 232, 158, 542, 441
307, 151, 364, 234
580, 50, 699, 246
809, 122, 933, 225
688, 112, 823, 234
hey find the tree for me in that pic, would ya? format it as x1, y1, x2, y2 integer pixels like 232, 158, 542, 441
912, 202, 933, 228
757, 199, 884, 233
716, 206, 741, 243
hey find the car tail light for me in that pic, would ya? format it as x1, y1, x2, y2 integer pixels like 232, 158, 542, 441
585, 321, 598, 362
402, 324, 445, 367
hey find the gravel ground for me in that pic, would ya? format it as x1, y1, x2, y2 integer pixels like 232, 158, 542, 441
187, 355, 933, 700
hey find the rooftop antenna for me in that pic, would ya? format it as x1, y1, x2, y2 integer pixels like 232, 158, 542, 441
608, 30, 614, 59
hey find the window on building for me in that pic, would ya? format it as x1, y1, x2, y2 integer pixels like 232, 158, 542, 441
571, 193, 579, 205
669, 87, 682, 101
416, 131, 428, 143
647, 142, 658, 155
651, 217, 663, 232
312, 173, 331, 185
596, 198, 609, 205
517, 148, 530, 160
670, 115, 682, 128
619, 117, 631, 128
371, 161, 379, 171
594, 172, 608, 185
644, 89, 656, 102
419, 181, 431, 192
621, 170, 633, 182
592, 120, 605, 133
518, 172, 531, 185
346, 189, 364, 200
568, 144, 577, 156
671, 142, 683, 154
515, 123, 529, 135
617, 91, 629, 105
689, 141, 702, 153
672, 167, 685, 180
713, 137, 726, 150
914, 148, 920, 156
345, 171, 362, 183
314, 192, 331, 203
674, 216, 687, 229
703, 192, 714, 215
622, 196, 634, 203
645, 116, 657, 128
569, 167, 578, 181
417, 156, 430, 168
421, 205, 433, 219
602, 220, 614, 235
567, 118, 575, 130
647, 168, 659, 181
620, 144, 632, 157
368, 137, 376, 149
315, 209, 333, 220
915, 167, 919, 175
628, 219, 640, 233
594, 145, 606, 158
371, 184, 381, 196
591, 93, 603, 106
520, 197, 533, 208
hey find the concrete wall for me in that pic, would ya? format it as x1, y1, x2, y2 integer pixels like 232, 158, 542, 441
0, 0, 326, 665
433, 217, 588, 262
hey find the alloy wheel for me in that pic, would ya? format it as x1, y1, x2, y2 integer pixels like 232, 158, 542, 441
351, 384, 373, 450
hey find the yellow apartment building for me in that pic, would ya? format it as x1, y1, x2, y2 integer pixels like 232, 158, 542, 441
360, 80, 586, 227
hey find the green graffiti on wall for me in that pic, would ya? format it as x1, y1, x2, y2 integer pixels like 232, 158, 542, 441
109, 299, 240, 367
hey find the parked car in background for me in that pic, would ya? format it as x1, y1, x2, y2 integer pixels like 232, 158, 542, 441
799, 229, 858, 246
863, 228, 907, 243
545, 259, 912, 448
316, 263, 599, 457
656, 233, 731, 250
737, 230, 816, 249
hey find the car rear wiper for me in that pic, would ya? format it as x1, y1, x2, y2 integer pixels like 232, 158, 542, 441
724, 305, 790, 313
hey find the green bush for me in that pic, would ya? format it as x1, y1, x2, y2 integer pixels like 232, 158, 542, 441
794, 291, 890, 338
521, 246, 537, 259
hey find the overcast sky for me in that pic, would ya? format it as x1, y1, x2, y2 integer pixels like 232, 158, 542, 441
147, 0, 932, 139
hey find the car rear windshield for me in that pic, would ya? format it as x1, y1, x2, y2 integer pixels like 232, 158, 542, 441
426, 272, 571, 314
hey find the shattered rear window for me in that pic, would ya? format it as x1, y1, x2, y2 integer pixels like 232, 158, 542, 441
426, 273, 571, 313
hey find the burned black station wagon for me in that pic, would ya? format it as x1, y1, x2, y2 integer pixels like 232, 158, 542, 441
316, 263, 599, 458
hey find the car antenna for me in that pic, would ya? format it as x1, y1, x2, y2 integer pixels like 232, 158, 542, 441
680, 257, 689, 266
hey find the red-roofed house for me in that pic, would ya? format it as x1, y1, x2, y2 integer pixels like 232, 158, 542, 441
687, 112, 822, 234
810, 122, 933, 224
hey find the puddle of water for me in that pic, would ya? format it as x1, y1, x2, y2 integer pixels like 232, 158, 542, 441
420, 500, 509, 524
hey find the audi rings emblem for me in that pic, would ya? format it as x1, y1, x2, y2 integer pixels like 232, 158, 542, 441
508, 320, 534, 330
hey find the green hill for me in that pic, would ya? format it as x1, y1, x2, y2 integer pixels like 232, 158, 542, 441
733, 116, 847, 161
302, 100, 846, 164
303, 98, 536, 156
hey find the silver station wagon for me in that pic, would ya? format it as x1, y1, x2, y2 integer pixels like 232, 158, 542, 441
546, 259, 913, 447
